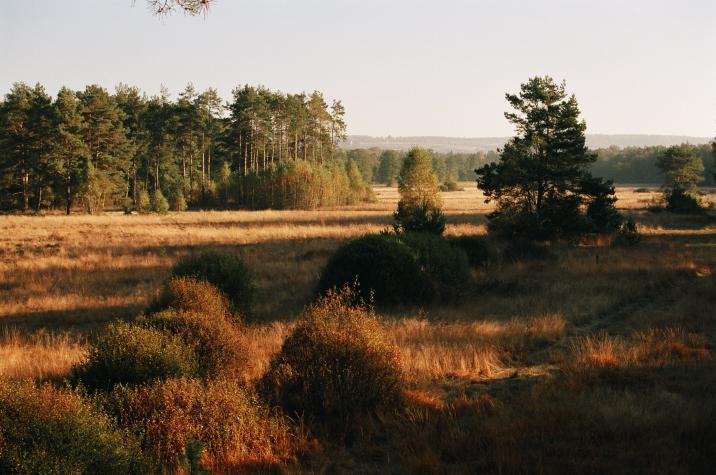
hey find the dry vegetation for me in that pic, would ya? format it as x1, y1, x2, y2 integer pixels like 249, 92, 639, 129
1, 184, 715, 471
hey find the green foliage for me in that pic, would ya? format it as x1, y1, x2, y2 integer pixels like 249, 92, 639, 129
0, 379, 150, 474
169, 186, 188, 211
318, 234, 425, 305
398, 147, 442, 209
0, 82, 351, 213
172, 250, 254, 318
261, 286, 404, 424
347, 148, 380, 182
665, 188, 704, 214
400, 232, 471, 299
318, 233, 471, 305
657, 144, 705, 193
71, 321, 198, 392
448, 235, 494, 267
82, 164, 115, 214
141, 308, 246, 379
375, 150, 403, 185
583, 176, 623, 233
235, 159, 373, 210
151, 188, 170, 213
105, 378, 292, 471
136, 188, 151, 211
476, 76, 619, 241
393, 200, 447, 235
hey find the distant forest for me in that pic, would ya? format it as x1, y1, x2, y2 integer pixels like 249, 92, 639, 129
348, 144, 716, 187
0, 81, 714, 213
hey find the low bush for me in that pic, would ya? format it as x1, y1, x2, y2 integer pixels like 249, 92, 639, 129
318, 233, 426, 305
141, 308, 246, 379
440, 179, 464, 192
261, 287, 404, 425
71, 322, 198, 392
0, 379, 150, 474
154, 276, 234, 323
105, 378, 295, 471
401, 232, 471, 300
393, 201, 446, 235
448, 235, 494, 267
634, 187, 651, 193
319, 233, 474, 305
665, 189, 704, 214
172, 250, 254, 318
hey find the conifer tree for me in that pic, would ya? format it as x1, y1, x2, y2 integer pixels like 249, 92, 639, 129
50, 87, 90, 214
476, 76, 619, 240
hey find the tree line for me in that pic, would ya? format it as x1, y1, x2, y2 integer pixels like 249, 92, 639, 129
0, 82, 348, 213
345, 144, 715, 187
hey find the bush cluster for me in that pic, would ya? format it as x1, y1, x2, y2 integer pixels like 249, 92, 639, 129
141, 308, 246, 379
665, 189, 704, 214
155, 275, 234, 322
318, 233, 470, 305
0, 379, 150, 474
172, 250, 254, 318
236, 159, 374, 210
261, 287, 404, 424
71, 321, 198, 392
104, 378, 294, 471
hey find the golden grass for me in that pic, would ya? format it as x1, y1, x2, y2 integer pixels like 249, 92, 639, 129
1, 184, 715, 387
0, 328, 86, 380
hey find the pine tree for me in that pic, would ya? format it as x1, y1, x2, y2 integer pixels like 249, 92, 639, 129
50, 87, 91, 215
476, 76, 619, 240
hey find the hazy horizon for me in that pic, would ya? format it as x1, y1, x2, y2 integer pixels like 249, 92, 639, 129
2, 0, 714, 138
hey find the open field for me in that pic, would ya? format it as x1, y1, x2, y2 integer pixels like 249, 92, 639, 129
1, 184, 715, 471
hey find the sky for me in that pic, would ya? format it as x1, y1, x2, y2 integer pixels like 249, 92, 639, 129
1, 0, 715, 138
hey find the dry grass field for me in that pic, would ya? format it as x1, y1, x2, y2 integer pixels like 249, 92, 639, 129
1, 184, 715, 471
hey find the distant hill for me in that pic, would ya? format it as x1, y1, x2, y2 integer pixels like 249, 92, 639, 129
343, 134, 712, 153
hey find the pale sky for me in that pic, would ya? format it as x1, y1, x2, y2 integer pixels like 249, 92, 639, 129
2, 0, 714, 138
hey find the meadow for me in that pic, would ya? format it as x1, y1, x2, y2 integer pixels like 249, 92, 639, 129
1, 185, 715, 472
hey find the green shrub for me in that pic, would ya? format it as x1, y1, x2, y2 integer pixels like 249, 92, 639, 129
236, 159, 373, 210
105, 378, 294, 471
141, 308, 246, 379
393, 201, 447, 235
401, 232, 471, 300
136, 189, 151, 212
448, 235, 494, 267
317, 234, 426, 305
169, 187, 188, 212
261, 287, 404, 424
71, 322, 198, 392
154, 276, 234, 323
172, 251, 254, 318
0, 379, 150, 474
319, 233, 474, 305
151, 189, 170, 214
665, 189, 704, 214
